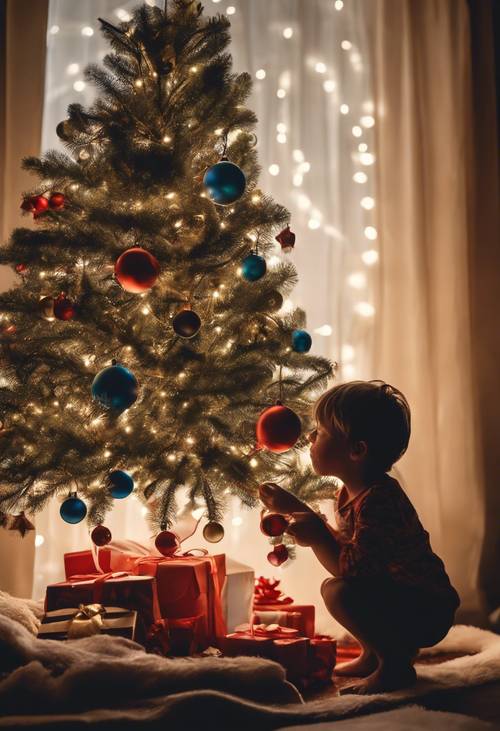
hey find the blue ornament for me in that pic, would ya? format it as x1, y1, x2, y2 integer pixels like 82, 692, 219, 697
108, 470, 134, 499
242, 253, 266, 282
203, 159, 246, 205
91, 362, 138, 412
292, 329, 312, 353
60, 495, 87, 524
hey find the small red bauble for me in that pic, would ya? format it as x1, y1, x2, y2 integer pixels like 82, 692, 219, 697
256, 402, 302, 453
15, 263, 27, 274
53, 293, 76, 321
267, 543, 289, 566
49, 192, 65, 210
115, 247, 160, 293
91, 524, 112, 546
155, 529, 180, 556
275, 225, 296, 253
21, 195, 48, 215
261, 512, 289, 537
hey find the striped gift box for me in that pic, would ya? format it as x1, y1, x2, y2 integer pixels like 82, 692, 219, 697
38, 606, 137, 641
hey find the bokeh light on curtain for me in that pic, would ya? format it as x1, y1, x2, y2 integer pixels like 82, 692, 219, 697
35, 0, 377, 631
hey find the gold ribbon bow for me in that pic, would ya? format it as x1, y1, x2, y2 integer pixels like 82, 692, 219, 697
67, 603, 106, 639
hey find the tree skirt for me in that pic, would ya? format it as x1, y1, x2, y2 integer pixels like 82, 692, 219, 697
1, 618, 499, 730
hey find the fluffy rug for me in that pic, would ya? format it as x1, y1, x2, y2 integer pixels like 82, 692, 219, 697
1, 609, 500, 730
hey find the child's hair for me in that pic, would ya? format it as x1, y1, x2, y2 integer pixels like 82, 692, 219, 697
314, 380, 411, 474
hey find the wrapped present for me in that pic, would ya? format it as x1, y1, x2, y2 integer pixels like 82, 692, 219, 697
46, 571, 160, 645
305, 635, 337, 688
254, 577, 315, 638
38, 605, 136, 641
146, 615, 206, 657
222, 557, 254, 632
64, 548, 112, 577
252, 609, 303, 632
221, 623, 309, 683
98, 546, 226, 650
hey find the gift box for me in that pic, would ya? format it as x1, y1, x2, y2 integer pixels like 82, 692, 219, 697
146, 614, 205, 657
305, 635, 337, 688
38, 605, 136, 641
220, 624, 309, 683
253, 577, 315, 638
46, 572, 160, 645
222, 557, 254, 632
253, 610, 303, 632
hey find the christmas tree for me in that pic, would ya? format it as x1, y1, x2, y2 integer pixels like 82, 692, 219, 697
0, 1, 335, 549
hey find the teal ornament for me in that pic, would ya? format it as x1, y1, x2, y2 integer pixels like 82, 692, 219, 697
203, 159, 246, 205
60, 495, 87, 524
91, 362, 138, 412
108, 470, 134, 499
292, 329, 312, 353
242, 253, 266, 282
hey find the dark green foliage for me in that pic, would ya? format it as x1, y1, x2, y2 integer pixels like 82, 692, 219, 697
0, 1, 336, 536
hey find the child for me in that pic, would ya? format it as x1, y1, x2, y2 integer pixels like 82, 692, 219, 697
259, 380, 460, 694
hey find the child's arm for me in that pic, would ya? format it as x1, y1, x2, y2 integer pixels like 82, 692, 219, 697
286, 513, 341, 576
259, 482, 316, 515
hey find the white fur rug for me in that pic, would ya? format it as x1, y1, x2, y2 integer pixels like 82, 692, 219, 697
0, 605, 499, 730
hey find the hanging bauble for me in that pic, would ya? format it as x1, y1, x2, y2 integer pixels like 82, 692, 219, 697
256, 402, 302, 453
242, 253, 266, 282
60, 495, 87, 524
21, 195, 48, 215
292, 329, 312, 353
267, 543, 289, 566
15, 263, 27, 274
265, 290, 284, 312
261, 512, 289, 537
115, 247, 160, 293
56, 119, 73, 141
172, 308, 201, 338
91, 361, 138, 412
49, 192, 65, 210
275, 225, 296, 253
203, 159, 246, 205
53, 293, 76, 321
39, 296, 55, 321
203, 521, 225, 543
155, 529, 180, 556
108, 470, 134, 499
91, 524, 112, 546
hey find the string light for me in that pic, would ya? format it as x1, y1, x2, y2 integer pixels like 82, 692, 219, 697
334, 0, 344, 9
323, 80, 336, 93
277, 88, 286, 98
358, 142, 368, 152
341, 40, 352, 50
81, 26, 94, 37
360, 196, 375, 210
269, 164, 280, 176
361, 115, 375, 128
66, 63, 79, 75
362, 249, 379, 265
360, 152, 375, 166
340, 103, 349, 114
315, 324, 333, 336
49, 25, 60, 34
73, 80, 86, 92
315, 62, 327, 74
226, 6, 236, 14
255, 69, 266, 80
347, 271, 366, 289
232, 516, 243, 526
355, 302, 375, 317
352, 125, 362, 137
341, 343, 355, 361
353, 171, 368, 183
35, 535, 45, 548
134, 79, 143, 88
283, 27, 293, 39
364, 225, 378, 240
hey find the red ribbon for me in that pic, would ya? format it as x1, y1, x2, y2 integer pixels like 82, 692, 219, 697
67, 571, 131, 603
254, 576, 293, 606
235, 621, 300, 640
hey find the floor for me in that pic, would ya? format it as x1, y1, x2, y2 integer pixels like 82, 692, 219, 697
302, 643, 500, 727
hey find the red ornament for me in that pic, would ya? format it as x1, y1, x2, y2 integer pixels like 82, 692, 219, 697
15, 263, 27, 274
267, 543, 289, 566
261, 511, 289, 537
49, 192, 65, 210
256, 402, 302, 453
155, 529, 180, 556
91, 524, 112, 546
21, 195, 49, 215
275, 225, 295, 253
53, 293, 76, 321
115, 247, 160, 293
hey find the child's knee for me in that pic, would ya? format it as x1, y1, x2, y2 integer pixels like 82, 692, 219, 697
321, 577, 348, 606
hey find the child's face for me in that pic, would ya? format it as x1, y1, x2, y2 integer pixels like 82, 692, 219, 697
308, 421, 352, 476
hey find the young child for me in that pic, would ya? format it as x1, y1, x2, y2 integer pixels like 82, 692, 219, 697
259, 380, 460, 694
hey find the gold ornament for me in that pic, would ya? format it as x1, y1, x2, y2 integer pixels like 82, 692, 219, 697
202, 521, 225, 543
39, 296, 55, 321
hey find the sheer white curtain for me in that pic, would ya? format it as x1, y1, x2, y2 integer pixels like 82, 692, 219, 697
35, 0, 376, 632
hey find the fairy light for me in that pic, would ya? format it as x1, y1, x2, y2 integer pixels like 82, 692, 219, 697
315, 61, 327, 74
73, 80, 86, 92
251, 194, 261, 203
67, 63, 79, 75
361, 196, 375, 210
360, 152, 375, 166
341, 40, 352, 50
115, 8, 131, 21
250, 458, 258, 468
255, 69, 266, 80
358, 143, 368, 152
360, 115, 375, 128
347, 271, 367, 289
167, 454, 176, 462
226, 6, 236, 14
141, 306, 150, 315
49, 25, 60, 34
340, 103, 349, 114
190, 66, 198, 73
174, 219, 183, 228
315, 324, 333, 336
364, 226, 378, 240
293, 173, 303, 187
134, 79, 143, 88
323, 80, 336, 93
355, 302, 375, 317
269, 164, 280, 176
178, 371, 186, 379
104, 450, 112, 457
362, 249, 379, 265
125, 425, 132, 433
186, 436, 195, 445
334, 0, 344, 8
35, 534, 45, 548
283, 27, 293, 39
293, 149, 304, 162
353, 171, 368, 184
232, 516, 243, 526
277, 88, 286, 98
352, 125, 362, 138
163, 135, 172, 143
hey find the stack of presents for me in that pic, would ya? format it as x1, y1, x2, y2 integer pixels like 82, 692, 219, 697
39, 545, 337, 689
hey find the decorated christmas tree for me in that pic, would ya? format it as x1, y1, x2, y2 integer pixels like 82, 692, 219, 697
0, 1, 335, 555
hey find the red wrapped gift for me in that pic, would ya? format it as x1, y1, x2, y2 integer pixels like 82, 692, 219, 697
221, 623, 309, 682
64, 549, 112, 577
45, 572, 160, 646
146, 614, 205, 656
305, 635, 337, 688
106, 547, 226, 650
254, 577, 315, 638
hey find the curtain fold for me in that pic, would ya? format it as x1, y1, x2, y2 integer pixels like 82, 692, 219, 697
0, 0, 48, 596
371, 0, 499, 621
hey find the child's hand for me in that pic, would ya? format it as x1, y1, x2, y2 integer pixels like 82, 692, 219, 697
286, 511, 328, 547
258, 482, 313, 516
